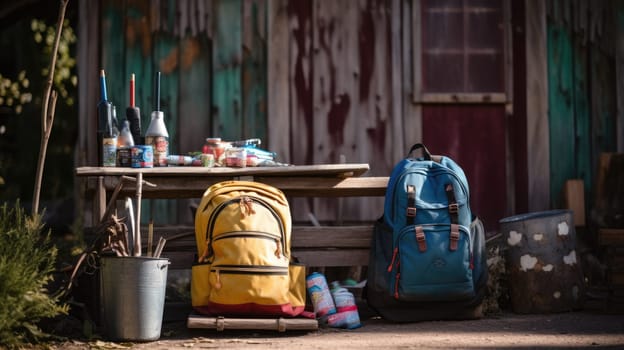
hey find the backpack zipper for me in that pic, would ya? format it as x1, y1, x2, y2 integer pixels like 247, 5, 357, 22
204, 196, 287, 260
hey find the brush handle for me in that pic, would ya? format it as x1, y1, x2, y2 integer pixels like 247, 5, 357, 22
99, 70, 108, 102
130, 73, 135, 108
155, 71, 161, 112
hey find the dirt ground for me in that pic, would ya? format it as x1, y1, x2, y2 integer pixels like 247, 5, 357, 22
46, 311, 624, 349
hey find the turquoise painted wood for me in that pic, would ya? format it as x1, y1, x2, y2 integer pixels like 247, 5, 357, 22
101, 0, 126, 113
150, 0, 180, 224
547, 0, 618, 209
213, 0, 243, 141
125, 0, 154, 138
572, 24, 591, 197
547, 23, 576, 208
242, 0, 267, 141
178, 35, 212, 153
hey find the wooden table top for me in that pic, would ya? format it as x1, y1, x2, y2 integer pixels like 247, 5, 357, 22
75, 163, 371, 178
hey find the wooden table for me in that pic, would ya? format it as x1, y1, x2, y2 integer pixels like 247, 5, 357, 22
75, 164, 388, 269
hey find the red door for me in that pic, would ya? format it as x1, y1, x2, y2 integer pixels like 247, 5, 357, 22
418, 0, 509, 231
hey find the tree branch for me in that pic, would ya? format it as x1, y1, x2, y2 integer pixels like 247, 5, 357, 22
32, 0, 69, 215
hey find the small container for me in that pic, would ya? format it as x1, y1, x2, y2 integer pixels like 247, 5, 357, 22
204, 137, 228, 161
306, 272, 336, 318
102, 137, 118, 167
246, 154, 259, 167
225, 147, 247, 167
166, 155, 193, 166
200, 153, 215, 167
131, 145, 153, 168
116, 147, 132, 167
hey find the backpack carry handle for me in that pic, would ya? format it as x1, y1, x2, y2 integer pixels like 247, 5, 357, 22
407, 143, 432, 160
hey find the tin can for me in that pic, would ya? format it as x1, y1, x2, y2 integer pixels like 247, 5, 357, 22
102, 137, 118, 167
131, 145, 153, 168
306, 272, 336, 318
145, 135, 168, 167
116, 147, 132, 167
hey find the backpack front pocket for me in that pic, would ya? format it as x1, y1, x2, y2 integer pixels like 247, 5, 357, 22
389, 224, 475, 302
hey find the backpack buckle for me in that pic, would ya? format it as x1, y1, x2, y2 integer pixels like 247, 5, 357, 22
406, 207, 417, 217
449, 224, 459, 251
415, 226, 427, 252
448, 203, 459, 214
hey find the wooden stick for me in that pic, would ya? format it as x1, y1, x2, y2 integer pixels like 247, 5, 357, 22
154, 236, 166, 258
31, 0, 69, 215
134, 172, 143, 256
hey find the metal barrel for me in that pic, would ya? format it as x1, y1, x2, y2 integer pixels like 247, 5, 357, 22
499, 210, 585, 313
100, 256, 169, 341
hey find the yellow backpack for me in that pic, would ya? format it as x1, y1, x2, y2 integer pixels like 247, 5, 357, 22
191, 180, 306, 317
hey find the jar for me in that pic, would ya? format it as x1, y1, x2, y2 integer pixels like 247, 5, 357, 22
204, 137, 229, 165
225, 147, 247, 167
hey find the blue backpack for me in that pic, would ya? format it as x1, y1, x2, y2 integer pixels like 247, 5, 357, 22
366, 143, 487, 322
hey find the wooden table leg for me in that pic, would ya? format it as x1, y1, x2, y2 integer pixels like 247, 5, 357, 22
96, 176, 106, 224
134, 172, 143, 257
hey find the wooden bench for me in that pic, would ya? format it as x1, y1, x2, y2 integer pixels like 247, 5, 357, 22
75, 165, 388, 270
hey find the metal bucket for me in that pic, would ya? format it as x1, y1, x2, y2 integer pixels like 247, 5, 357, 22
100, 256, 169, 341
499, 210, 585, 313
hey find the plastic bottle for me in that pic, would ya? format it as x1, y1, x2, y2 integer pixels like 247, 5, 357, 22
145, 111, 169, 167
145, 72, 169, 166
328, 281, 361, 329
306, 272, 336, 320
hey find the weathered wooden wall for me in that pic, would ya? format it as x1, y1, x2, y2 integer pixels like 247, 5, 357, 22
76, 0, 623, 232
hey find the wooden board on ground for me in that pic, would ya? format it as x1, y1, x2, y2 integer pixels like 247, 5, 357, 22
187, 313, 318, 332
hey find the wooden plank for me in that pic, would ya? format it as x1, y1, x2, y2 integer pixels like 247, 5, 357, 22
84, 175, 387, 199
100, 0, 126, 110
547, 21, 575, 209
526, 0, 550, 212
598, 228, 624, 246
77, 0, 100, 168
178, 35, 212, 153
75, 163, 371, 177
267, 0, 291, 162
292, 226, 373, 248
125, 0, 154, 145
242, 0, 268, 140
287, 0, 314, 222
590, 42, 617, 182
150, 224, 373, 248
572, 19, 591, 197
294, 249, 370, 267
213, 0, 243, 141
416, 93, 508, 104
562, 179, 586, 227
187, 314, 318, 331
146, 224, 374, 269
617, 1, 624, 152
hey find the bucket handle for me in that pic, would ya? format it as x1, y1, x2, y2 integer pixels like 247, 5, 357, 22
158, 261, 171, 270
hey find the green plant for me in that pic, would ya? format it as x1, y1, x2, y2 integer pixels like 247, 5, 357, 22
0, 201, 68, 348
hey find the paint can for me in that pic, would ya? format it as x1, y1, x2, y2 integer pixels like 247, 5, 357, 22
131, 145, 154, 168
306, 272, 336, 319
499, 209, 585, 313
